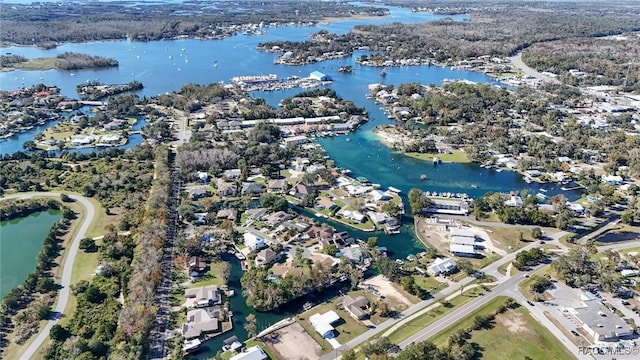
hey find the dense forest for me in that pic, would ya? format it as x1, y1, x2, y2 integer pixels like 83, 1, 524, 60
0, 1, 386, 45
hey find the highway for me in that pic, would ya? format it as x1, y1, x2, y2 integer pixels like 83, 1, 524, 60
1, 192, 96, 360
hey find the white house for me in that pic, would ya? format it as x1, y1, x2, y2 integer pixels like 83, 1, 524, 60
230, 345, 268, 360
309, 310, 340, 338
428, 257, 457, 276
243, 232, 266, 250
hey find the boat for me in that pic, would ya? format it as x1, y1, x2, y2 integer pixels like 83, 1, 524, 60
183, 339, 201, 354
388, 186, 401, 193
380, 68, 387, 77
495, 168, 503, 172
234, 252, 245, 260
420, 174, 427, 180
433, 156, 441, 165
345, 138, 351, 142
471, 184, 478, 189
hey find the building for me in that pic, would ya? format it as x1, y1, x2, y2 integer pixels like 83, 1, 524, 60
426, 198, 469, 215
184, 285, 221, 308
182, 309, 220, 339
230, 345, 268, 360
283, 135, 310, 147
189, 186, 211, 200
342, 295, 369, 320
255, 248, 278, 267
268, 179, 289, 193
569, 292, 633, 342
224, 169, 242, 180
450, 244, 477, 257
290, 182, 312, 200
309, 310, 341, 338
310, 71, 331, 81
427, 257, 457, 276
241, 182, 264, 196
243, 232, 266, 250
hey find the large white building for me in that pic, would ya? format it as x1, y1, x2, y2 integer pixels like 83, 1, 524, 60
568, 292, 633, 342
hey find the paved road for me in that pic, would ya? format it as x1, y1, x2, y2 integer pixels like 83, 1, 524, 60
597, 239, 640, 252
319, 229, 570, 360
508, 52, 560, 84
1, 192, 96, 360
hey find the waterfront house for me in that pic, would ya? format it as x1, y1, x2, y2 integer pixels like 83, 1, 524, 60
230, 345, 268, 360
304, 225, 334, 240
184, 285, 221, 308
241, 182, 264, 196
316, 197, 338, 210
270, 262, 300, 279
103, 119, 125, 131
341, 246, 364, 263
426, 198, 469, 215
100, 134, 121, 144
342, 210, 366, 223
283, 135, 310, 147
243, 232, 266, 250
310, 310, 341, 339
341, 295, 369, 320
427, 257, 457, 276
245, 207, 268, 221
310, 71, 330, 81
601, 174, 623, 185
182, 309, 220, 339
255, 248, 278, 267
265, 211, 292, 227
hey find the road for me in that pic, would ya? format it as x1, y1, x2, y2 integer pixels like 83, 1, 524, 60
1, 192, 96, 360
508, 52, 560, 84
319, 229, 570, 360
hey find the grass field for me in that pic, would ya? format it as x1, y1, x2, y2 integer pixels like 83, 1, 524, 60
386, 286, 488, 344
430, 296, 575, 359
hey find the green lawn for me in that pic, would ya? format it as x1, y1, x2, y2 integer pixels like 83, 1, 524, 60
297, 300, 369, 353
413, 275, 448, 293
187, 261, 228, 288
386, 286, 488, 344
476, 224, 538, 253
429, 296, 575, 359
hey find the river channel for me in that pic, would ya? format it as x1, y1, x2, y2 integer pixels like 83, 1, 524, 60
0, 3, 582, 357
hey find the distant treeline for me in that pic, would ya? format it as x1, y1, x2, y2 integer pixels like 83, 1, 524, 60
0, 54, 27, 67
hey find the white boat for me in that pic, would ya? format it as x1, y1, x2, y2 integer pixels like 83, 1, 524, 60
388, 186, 401, 193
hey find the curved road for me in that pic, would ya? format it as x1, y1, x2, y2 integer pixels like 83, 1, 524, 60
1, 192, 96, 360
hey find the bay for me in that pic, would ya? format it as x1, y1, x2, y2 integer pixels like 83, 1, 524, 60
0, 210, 61, 299
0, 4, 582, 356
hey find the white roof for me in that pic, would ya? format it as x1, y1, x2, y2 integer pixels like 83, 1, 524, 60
309, 311, 340, 337
451, 236, 475, 246
449, 227, 475, 238
450, 244, 476, 254
428, 257, 457, 274
230, 345, 268, 360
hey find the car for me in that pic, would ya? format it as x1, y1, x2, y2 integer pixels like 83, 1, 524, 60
571, 330, 579, 336
621, 300, 630, 306
526, 300, 535, 306
524, 274, 530, 278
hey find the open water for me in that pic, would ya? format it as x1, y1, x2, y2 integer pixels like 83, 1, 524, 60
0, 3, 582, 356
0, 210, 61, 299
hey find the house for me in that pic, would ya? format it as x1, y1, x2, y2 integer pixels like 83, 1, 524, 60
103, 119, 125, 131
197, 171, 209, 183
283, 135, 310, 147
289, 183, 312, 199
242, 182, 264, 196
265, 211, 292, 227
370, 190, 392, 202
268, 179, 289, 193
316, 197, 338, 210
216, 208, 238, 222
341, 246, 363, 263
309, 310, 341, 338
230, 345, 268, 360
305, 225, 334, 240
224, 169, 242, 180
568, 292, 633, 342
244, 232, 266, 250
426, 198, 469, 215
217, 180, 237, 198
189, 256, 207, 274
71, 136, 94, 147
182, 309, 220, 339
255, 248, 278, 267
100, 134, 121, 144
427, 257, 457, 276
601, 175, 623, 186
504, 195, 523, 207
246, 208, 268, 221
189, 186, 211, 200
450, 227, 475, 239
342, 295, 369, 320
342, 210, 366, 223
270, 262, 300, 279
184, 285, 221, 308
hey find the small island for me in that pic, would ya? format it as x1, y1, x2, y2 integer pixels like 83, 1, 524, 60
0, 52, 118, 72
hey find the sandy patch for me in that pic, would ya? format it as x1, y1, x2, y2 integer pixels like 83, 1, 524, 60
472, 227, 508, 256
363, 275, 412, 306
265, 322, 321, 360
498, 311, 529, 334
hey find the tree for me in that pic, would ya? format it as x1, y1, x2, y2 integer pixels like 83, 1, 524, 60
341, 348, 357, 360
408, 188, 431, 216
456, 259, 474, 274
244, 313, 257, 338
79, 237, 97, 252
367, 237, 378, 248
531, 227, 543, 239
381, 201, 403, 217
49, 324, 71, 342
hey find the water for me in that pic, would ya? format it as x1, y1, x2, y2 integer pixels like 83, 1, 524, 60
0, 4, 582, 356
0, 210, 61, 299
